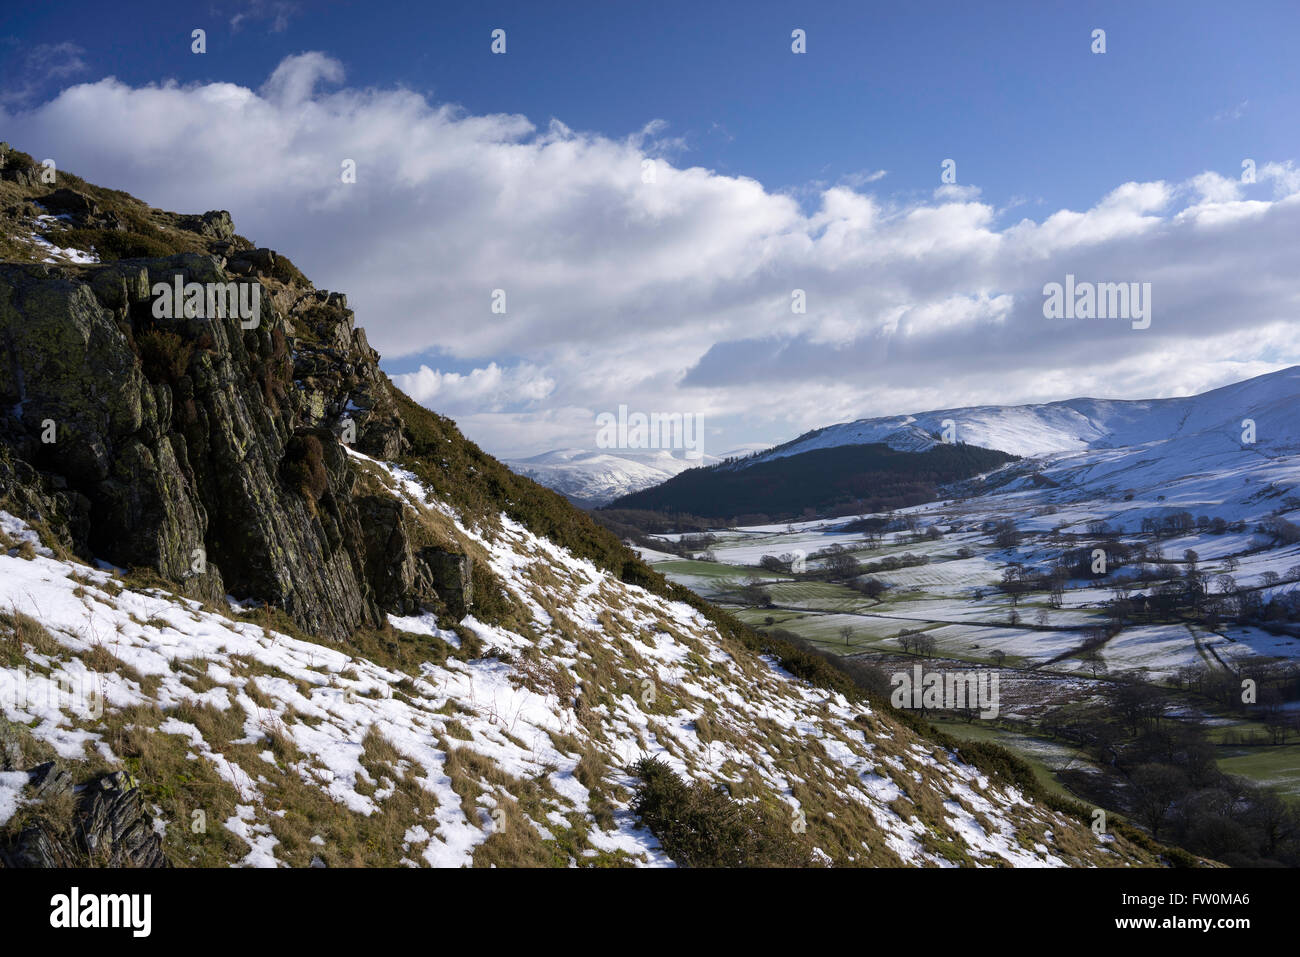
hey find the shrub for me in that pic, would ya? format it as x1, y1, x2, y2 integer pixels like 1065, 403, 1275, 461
630, 757, 814, 867
469, 562, 526, 631
253, 326, 292, 410
136, 328, 194, 385
281, 434, 328, 507
54, 227, 178, 261
270, 253, 310, 287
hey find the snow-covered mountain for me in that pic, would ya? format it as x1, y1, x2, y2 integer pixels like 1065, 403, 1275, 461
609, 367, 1300, 524
745, 367, 1300, 465
506, 445, 769, 505
976, 369, 1300, 535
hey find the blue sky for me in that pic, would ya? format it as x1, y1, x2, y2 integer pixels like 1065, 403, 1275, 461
6, 0, 1295, 209
3, 1, 1299, 459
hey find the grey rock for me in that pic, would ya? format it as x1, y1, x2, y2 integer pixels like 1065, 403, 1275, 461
0, 233, 457, 642
0, 770, 169, 869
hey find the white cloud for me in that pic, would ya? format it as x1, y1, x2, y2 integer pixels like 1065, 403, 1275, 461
229, 0, 298, 33
1212, 99, 1249, 122
841, 168, 887, 188
1188, 171, 1243, 204
393, 363, 555, 413
3, 54, 1298, 458
1261, 160, 1300, 198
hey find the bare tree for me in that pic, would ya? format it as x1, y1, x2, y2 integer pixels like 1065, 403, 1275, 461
1081, 649, 1107, 677
1129, 764, 1188, 839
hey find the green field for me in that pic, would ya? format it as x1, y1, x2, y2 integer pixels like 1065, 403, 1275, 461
1216, 743, 1300, 798
927, 716, 1098, 803
652, 559, 783, 581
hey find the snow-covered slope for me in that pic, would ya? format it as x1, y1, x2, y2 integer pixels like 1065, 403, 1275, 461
747, 367, 1300, 464
506, 445, 769, 505
0, 449, 1163, 868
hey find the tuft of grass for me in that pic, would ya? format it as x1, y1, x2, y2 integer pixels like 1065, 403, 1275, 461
1, 607, 62, 658
280, 433, 328, 512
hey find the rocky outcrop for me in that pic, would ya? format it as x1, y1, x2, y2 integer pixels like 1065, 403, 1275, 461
76, 773, 170, 868
0, 142, 41, 188
0, 760, 168, 869
358, 493, 473, 616
419, 548, 473, 618
0, 197, 469, 641
284, 289, 407, 460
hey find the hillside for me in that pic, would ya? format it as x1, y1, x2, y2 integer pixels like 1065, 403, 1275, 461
0, 145, 1179, 868
609, 442, 1018, 522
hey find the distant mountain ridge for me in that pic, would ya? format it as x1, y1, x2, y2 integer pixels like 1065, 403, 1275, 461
606, 367, 1300, 522
505, 444, 769, 505
609, 441, 1018, 521
742, 367, 1300, 466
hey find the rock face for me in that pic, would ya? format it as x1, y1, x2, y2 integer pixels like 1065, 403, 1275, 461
357, 494, 474, 616
0, 759, 168, 868
0, 201, 469, 641
0, 142, 41, 188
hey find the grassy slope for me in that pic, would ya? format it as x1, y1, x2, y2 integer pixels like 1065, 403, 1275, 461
386, 382, 1199, 864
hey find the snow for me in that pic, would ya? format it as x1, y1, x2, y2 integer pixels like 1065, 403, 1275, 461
28, 216, 99, 265
504, 444, 769, 505
0, 770, 29, 827
746, 366, 1300, 463
0, 464, 1122, 868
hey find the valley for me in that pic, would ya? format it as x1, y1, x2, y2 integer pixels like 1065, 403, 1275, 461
626, 380, 1300, 863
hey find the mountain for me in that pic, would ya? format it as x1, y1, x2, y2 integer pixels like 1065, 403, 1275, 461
610, 369, 1300, 522
747, 369, 1300, 464
0, 144, 1181, 868
961, 368, 1300, 537
505, 444, 770, 506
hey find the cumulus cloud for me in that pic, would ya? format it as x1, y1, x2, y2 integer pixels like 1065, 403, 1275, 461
1261, 161, 1300, 199
2, 53, 1298, 458
393, 363, 556, 413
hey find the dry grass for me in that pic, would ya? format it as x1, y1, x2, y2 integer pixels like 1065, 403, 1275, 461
1, 607, 63, 658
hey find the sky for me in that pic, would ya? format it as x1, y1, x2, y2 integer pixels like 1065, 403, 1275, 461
2, 0, 1299, 460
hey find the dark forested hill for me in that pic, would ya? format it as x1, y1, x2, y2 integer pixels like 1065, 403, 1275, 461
606, 441, 1017, 521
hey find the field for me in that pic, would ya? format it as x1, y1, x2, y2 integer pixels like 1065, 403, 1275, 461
639, 477, 1300, 808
